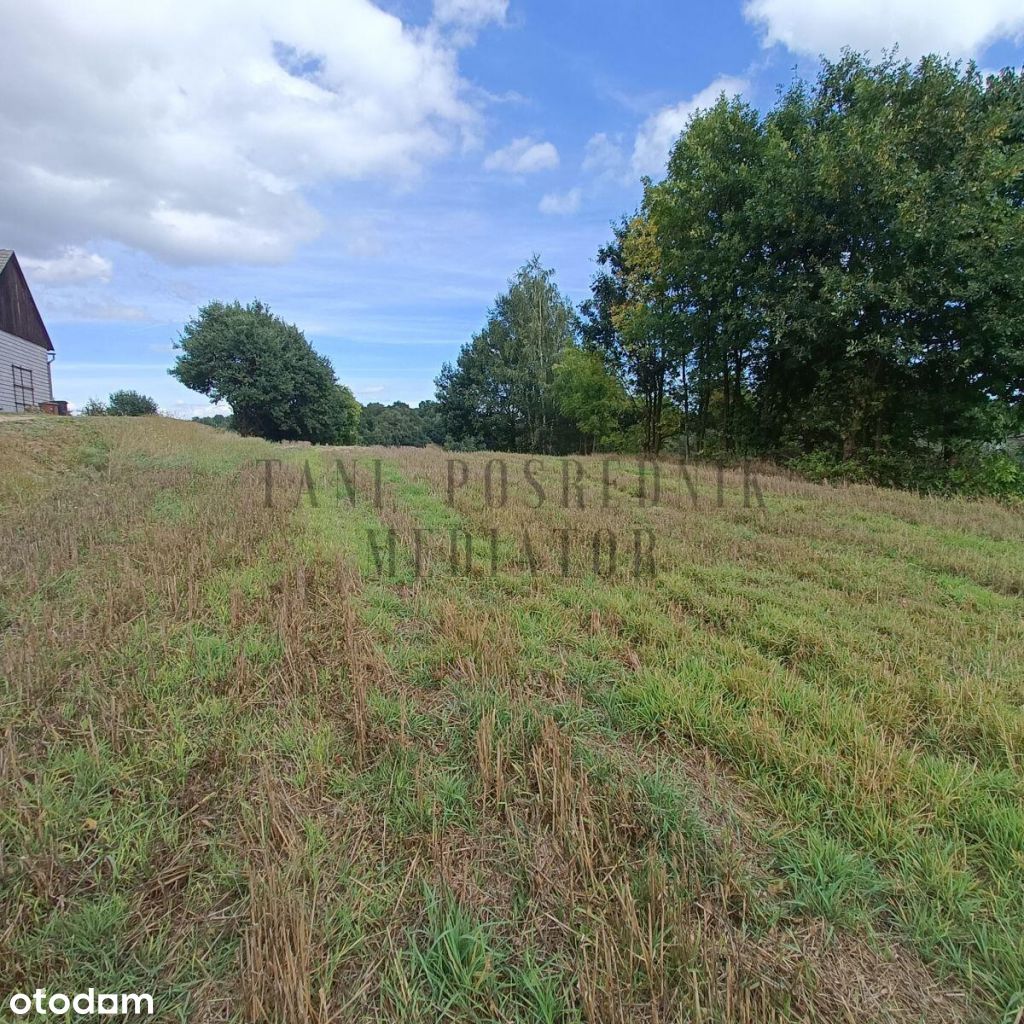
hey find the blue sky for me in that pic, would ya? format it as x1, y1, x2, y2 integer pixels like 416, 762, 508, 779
2, 0, 1023, 416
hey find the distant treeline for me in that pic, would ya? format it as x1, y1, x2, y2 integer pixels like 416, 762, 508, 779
193, 400, 443, 446
357, 400, 444, 446
434, 53, 1024, 496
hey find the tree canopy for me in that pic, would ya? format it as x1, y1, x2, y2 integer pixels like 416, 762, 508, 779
551, 348, 629, 453
170, 300, 359, 444
82, 390, 159, 416
358, 401, 444, 446
436, 257, 579, 452
638, 53, 1024, 460
434, 53, 1024, 496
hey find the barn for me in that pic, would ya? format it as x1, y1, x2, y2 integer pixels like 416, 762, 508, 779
0, 249, 62, 413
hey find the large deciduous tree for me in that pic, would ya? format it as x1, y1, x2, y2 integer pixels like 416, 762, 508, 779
640, 54, 1024, 460
436, 257, 578, 452
551, 348, 629, 453
170, 300, 359, 444
579, 219, 682, 455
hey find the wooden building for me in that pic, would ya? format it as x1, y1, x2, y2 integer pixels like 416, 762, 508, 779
0, 249, 58, 412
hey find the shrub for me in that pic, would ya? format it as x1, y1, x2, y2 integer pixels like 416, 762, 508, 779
789, 446, 1024, 502
107, 390, 159, 416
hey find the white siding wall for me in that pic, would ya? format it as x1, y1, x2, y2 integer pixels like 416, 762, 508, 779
0, 329, 52, 411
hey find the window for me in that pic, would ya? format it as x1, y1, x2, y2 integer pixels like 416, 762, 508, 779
12, 365, 34, 411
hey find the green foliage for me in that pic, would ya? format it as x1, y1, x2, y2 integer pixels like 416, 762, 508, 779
105, 390, 159, 416
191, 413, 235, 431
570, 52, 1024, 494
436, 257, 579, 453
579, 218, 680, 455
81, 391, 159, 417
791, 445, 1024, 500
439, 57, 1023, 490
551, 348, 629, 452
170, 299, 359, 444
359, 401, 443, 446
648, 55, 1024, 461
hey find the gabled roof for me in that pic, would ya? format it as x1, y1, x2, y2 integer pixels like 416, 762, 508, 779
0, 249, 53, 351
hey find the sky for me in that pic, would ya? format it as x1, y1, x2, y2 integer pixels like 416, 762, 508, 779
1, 0, 1023, 417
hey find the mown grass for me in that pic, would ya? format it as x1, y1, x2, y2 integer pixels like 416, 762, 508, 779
1, 416, 1021, 1023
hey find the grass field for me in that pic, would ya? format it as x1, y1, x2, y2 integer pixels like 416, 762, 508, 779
1, 414, 1022, 1023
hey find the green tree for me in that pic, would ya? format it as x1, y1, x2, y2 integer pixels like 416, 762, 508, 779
636, 54, 1024, 468
192, 413, 236, 431
580, 217, 683, 455
106, 390, 159, 416
436, 257, 578, 452
359, 401, 437, 446
414, 400, 445, 445
170, 300, 359, 444
552, 348, 629, 452
749, 55, 1024, 457
648, 94, 765, 455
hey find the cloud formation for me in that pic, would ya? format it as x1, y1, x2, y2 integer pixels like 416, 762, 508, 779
0, 0, 484, 266
631, 76, 747, 178
744, 0, 1024, 60
44, 300, 151, 324
582, 133, 627, 179
483, 137, 560, 173
433, 0, 508, 31
21, 247, 113, 285
538, 187, 582, 215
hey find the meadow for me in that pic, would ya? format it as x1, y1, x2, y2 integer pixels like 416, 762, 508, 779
1, 414, 1022, 1023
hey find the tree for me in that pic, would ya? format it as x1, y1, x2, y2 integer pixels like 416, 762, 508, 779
106, 390, 159, 416
648, 94, 765, 456
415, 400, 445, 445
170, 300, 359, 444
358, 401, 441, 446
634, 53, 1024, 467
436, 257, 578, 452
192, 413, 235, 431
80, 398, 107, 416
745, 55, 1024, 457
580, 218, 682, 454
552, 348, 629, 452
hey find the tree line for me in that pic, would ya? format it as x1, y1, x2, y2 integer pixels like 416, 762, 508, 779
436, 53, 1024, 494
165, 52, 1023, 494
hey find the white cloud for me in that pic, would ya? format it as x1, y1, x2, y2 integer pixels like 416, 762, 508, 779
582, 132, 627, 179
538, 187, 582, 215
743, 0, 1024, 60
0, 1, 484, 266
433, 0, 508, 31
631, 76, 747, 179
168, 400, 226, 419
483, 137, 560, 173
60, 362, 170, 371
46, 301, 151, 323
20, 247, 113, 285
